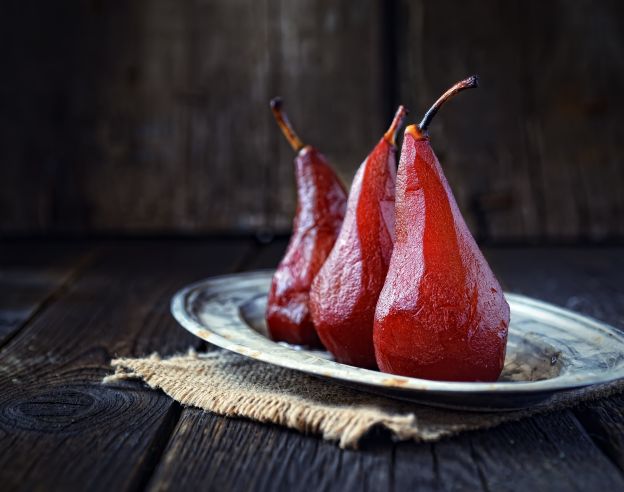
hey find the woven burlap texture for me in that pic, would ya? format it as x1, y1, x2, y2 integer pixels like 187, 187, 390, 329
104, 349, 623, 449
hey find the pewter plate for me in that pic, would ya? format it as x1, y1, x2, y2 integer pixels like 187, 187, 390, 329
171, 270, 624, 411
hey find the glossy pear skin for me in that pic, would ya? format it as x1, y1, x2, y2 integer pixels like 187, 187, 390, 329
266, 146, 347, 347
373, 131, 510, 381
310, 137, 397, 368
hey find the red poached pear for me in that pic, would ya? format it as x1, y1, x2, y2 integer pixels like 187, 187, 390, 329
310, 106, 408, 368
266, 98, 348, 347
374, 76, 510, 382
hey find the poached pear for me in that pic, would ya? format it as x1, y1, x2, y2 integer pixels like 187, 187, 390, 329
374, 76, 510, 382
310, 106, 408, 367
266, 98, 348, 347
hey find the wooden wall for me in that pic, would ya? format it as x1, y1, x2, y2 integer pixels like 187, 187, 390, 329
1, 0, 623, 241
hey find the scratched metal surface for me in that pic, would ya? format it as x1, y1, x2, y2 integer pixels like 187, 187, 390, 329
171, 270, 624, 411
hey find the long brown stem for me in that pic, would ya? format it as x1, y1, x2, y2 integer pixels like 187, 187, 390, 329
383, 105, 409, 146
270, 97, 305, 152
418, 75, 479, 134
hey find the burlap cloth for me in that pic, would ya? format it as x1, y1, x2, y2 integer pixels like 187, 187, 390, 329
104, 349, 624, 449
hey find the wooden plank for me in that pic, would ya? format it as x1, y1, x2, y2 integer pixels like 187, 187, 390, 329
522, 1, 624, 240
574, 394, 624, 472
485, 247, 624, 325
148, 396, 624, 491
6, 1, 623, 239
0, 0, 385, 235
58, 0, 276, 233
0, 0, 273, 233
270, 0, 386, 230
396, 0, 539, 240
147, 411, 397, 492
0, 240, 91, 347
395, 440, 484, 491
486, 246, 624, 474
469, 411, 624, 491
397, 0, 624, 241
0, 1, 87, 232
395, 410, 624, 492
0, 239, 252, 491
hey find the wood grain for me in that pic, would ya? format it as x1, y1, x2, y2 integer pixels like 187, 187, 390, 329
486, 246, 624, 476
0, 240, 251, 491
147, 412, 398, 492
574, 395, 624, 473
397, 0, 624, 241
270, 0, 386, 230
0, 0, 385, 235
396, 411, 624, 492
468, 411, 624, 491
0, 240, 91, 347
146, 396, 624, 492
3, 1, 623, 238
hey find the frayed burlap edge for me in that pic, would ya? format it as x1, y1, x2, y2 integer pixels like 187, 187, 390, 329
103, 349, 624, 449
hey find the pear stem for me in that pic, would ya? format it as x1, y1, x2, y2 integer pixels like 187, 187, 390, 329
270, 97, 305, 152
383, 105, 409, 146
418, 75, 479, 134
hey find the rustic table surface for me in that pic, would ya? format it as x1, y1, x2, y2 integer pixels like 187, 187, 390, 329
1, 238, 623, 491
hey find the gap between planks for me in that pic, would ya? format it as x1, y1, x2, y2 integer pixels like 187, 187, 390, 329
0, 246, 98, 351
125, 237, 268, 491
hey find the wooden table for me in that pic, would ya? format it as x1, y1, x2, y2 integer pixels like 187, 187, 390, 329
1, 238, 623, 491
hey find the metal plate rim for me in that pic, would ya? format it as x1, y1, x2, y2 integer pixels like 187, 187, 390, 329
171, 270, 624, 397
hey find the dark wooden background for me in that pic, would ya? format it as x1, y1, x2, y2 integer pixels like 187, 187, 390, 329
1, 0, 623, 241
